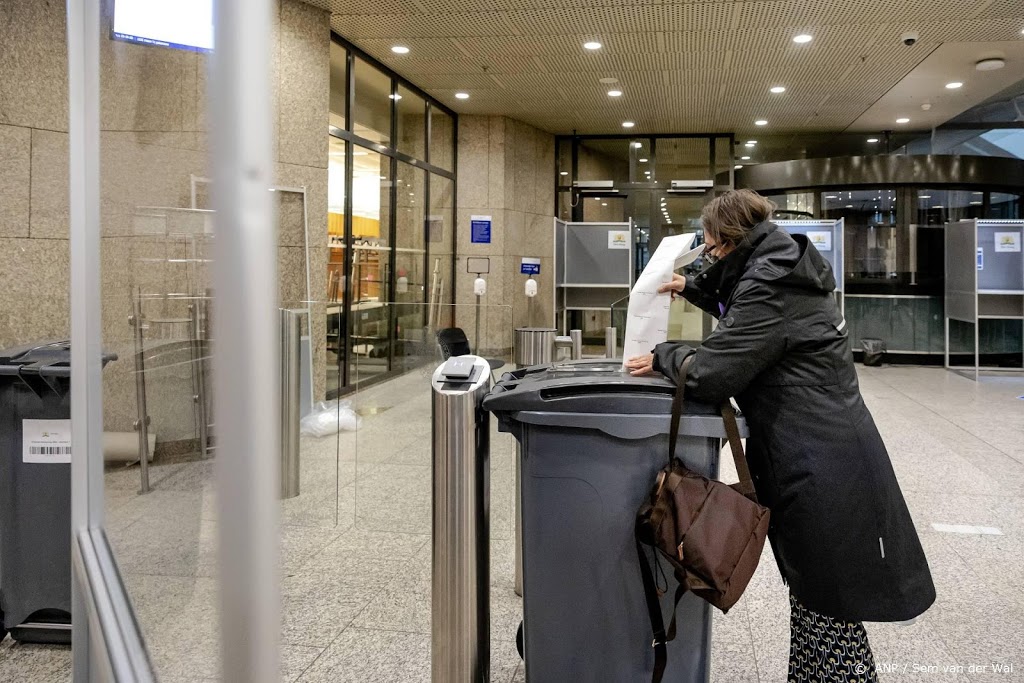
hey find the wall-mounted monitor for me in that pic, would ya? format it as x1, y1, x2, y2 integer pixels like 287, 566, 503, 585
112, 0, 214, 53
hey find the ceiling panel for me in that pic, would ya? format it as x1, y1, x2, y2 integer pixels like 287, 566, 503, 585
304, 0, 1024, 135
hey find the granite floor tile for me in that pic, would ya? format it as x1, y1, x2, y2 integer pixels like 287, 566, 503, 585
351, 581, 431, 634
490, 586, 524, 644
295, 627, 430, 683
866, 620, 970, 683
281, 644, 325, 683
0, 640, 71, 683
491, 637, 523, 683
280, 573, 376, 648
710, 642, 760, 683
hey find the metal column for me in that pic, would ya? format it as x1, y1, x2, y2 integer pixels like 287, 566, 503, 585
209, 0, 280, 679
605, 326, 618, 358
189, 299, 211, 460
431, 356, 491, 682
280, 309, 303, 499
511, 328, 557, 597
129, 294, 152, 494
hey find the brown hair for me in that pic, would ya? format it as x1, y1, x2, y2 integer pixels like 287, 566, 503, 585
701, 189, 776, 246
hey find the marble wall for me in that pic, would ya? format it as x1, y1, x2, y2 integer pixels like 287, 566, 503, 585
0, 0, 330, 445
454, 116, 556, 352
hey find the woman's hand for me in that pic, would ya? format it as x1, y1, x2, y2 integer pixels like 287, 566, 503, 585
626, 353, 655, 376
658, 273, 686, 298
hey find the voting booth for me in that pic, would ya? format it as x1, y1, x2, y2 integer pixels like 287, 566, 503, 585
944, 219, 1024, 380
776, 219, 845, 314
554, 220, 634, 333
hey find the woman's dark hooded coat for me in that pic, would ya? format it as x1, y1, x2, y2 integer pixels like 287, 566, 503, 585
653, 221, 935, 622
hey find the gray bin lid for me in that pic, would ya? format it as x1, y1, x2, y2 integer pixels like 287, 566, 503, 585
0, 340, 117, 398
483, 359, 745, 440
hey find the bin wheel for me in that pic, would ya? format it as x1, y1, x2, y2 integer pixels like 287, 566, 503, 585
516, 621, 524, 660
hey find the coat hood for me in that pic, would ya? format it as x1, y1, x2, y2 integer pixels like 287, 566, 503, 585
693, 221, 836, 304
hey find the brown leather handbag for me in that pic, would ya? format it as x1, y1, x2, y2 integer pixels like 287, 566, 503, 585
635, 357, 770, 682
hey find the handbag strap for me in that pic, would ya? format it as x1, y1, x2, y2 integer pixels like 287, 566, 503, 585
721, 401, 758, 503
671, 354, 759, 503
666, 355, 693, 466
635, 535, 687, 683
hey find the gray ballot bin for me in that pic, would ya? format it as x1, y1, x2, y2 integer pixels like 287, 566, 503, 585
0, 341, 115, 643
483, 359, 748, 683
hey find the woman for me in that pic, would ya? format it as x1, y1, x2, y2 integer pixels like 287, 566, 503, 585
627, 189, 934, 682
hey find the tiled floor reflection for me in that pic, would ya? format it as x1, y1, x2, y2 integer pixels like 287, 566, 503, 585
2, 366, 1022, 682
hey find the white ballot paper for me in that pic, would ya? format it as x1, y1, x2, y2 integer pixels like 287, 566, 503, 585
621, 234, 704, 369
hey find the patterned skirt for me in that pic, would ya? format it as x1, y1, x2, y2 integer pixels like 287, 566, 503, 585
789, 594, 878, 683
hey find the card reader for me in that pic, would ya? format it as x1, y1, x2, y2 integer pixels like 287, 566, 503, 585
441, 356, 475, 380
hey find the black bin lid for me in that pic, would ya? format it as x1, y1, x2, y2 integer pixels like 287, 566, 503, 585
0, 340, 117, 379
483, 358, 718, 416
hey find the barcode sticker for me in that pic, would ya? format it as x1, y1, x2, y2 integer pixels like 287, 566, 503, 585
23, 419, 72, 464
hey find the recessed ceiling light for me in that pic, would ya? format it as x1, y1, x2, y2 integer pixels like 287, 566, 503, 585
391, 46, 410, 54
825, 195, 838, 199
608, 89, 623, 97
973, 191, 983, 195
945, 82, 963, 89
970, 201, 982, 205
745, 142, 755, 148
639, 158, 648, 162
741, 156, 751, 160
584, 41, 602, 50
389, 94, 402, 100
735, 164, 742, 169
632, 142, 642, 148
866, 138, 879, 143
770, 86, 786, 94
455, 92, 470, 100
755, 119, 768, 126
896, 117, 910, 124
919, 195, 932, 199
845, 204, 854, 208
622, 121, 635, 128
560, 171, 568, 176
793, 34, 813, 44
934, 205, 944, 209
601, 202, 608, 206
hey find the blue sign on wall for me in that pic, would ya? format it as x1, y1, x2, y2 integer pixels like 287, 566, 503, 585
520, 257, 541, 275
470, 215, 492, 244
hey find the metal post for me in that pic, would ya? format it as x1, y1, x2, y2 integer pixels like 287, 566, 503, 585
512, 328, 556, 597
605, 326, 617, 359
209, 0, 280, 679
280, 309, 302, 499
129, 294, 152, 494
68, 0, 103, 674
569, 329, 583, 360
189, 301, 210, 459
431, 356, 491, 683
474, 294, 482, 354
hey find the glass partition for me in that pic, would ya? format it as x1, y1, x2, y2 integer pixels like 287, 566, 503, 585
353, 56, 391, 145
429, 106, 454, 172
395, 85, 426, 160
329, 41, 347, 130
